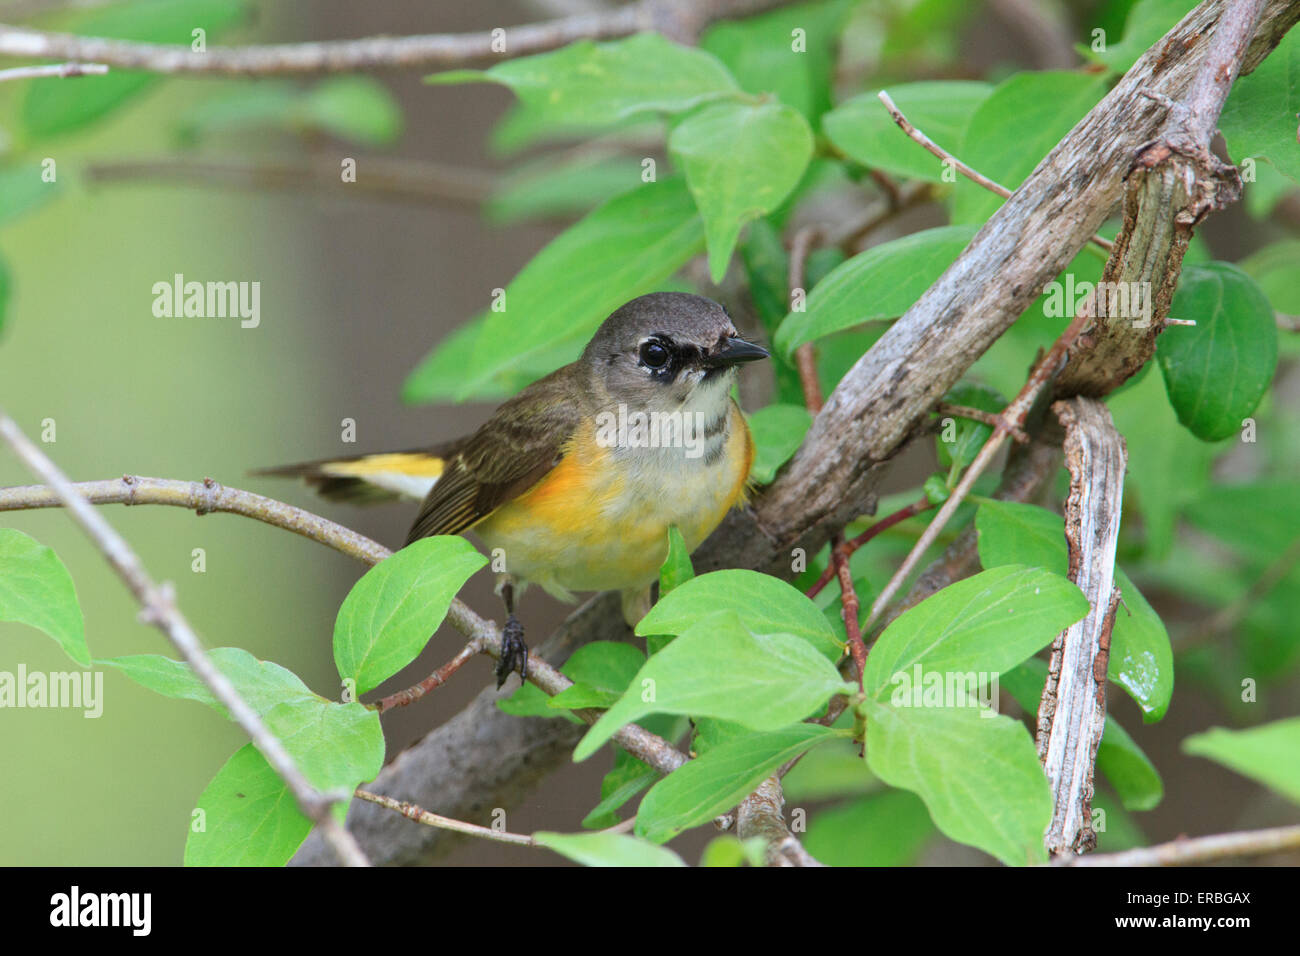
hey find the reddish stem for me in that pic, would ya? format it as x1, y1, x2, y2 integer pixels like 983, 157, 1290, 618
806, 495, 933, 599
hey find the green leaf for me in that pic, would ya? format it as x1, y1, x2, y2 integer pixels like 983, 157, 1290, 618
22, 0, 249, 137
804, 789, 936, 866
635, 724, 839, 842
0, 164, 60, 226
700, 0, 850, 125
670, 100, 813, 281
823, 81, 992, 182
184, 77, 405, 147
773, 225, 976, 356
1240, 239, 1300, 316
0, 528, 87, 666
863, 565, 1089, 700
1158, 262, 1278, 441
581, 748, 659, 829
951, 72, 1108, 225
301, 76, 403, 146
658, 526, 695, 597
486, 154, 642, 224
1097, 713, 1164, 812
1184, 480, 1300, 562
863, 696, 1052, 865
975, 501, 1174, 721
746, 403, 812, 484
333, 536, 487, 696
548, 641, 646, 711
452, 177, 705, 398
498, 640, 642, 721
699, 835, 767, 867
1002, 658, 1163, 811
183, 744, 312, 867
782, 736, 874, 801
1094, 0, 1197, 73
1107, 367, 1218, 558
1184, 718, 1300, 804
185, 698, 384, 866
577, 609, 851, 761
1221, 27, 1300, 183
100, 646, 315, 716
935, 383, 1006, 469
427, 33, 738, 127
535, 830, 687, 867
636, 568, 844, 661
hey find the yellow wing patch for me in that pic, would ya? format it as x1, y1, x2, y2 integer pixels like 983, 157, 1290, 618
323, 453, 446, 478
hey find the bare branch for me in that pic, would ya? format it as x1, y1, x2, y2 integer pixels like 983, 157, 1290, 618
877, 90, 1114, 254
761, 0, 1299, 554
84, 156, 495, 208
0, 59, 104, 81
736, 775, 825, 867
1060, 823, 1300, 866
0, 420, 370, 867
355, 790, 536, 848
0, 0, 796, 75
1037, 398, 1127, 856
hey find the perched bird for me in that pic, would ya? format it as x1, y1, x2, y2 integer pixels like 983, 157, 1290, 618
259, 292, 768, 686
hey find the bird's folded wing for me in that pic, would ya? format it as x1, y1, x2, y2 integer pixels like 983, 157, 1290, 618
404, 368, 581, 544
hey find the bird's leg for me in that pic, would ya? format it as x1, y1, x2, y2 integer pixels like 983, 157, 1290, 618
497, 579, 528, 689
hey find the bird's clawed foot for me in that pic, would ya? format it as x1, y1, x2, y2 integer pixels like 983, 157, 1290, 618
496, 614, 529, 689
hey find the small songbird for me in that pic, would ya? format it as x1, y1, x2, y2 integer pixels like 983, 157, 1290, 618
259, 292, 769, 686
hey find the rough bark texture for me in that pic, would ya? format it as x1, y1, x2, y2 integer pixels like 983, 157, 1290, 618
1037, 399, 1127, 855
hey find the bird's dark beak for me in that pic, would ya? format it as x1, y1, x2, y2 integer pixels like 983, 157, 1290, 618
703, 336, 770, 369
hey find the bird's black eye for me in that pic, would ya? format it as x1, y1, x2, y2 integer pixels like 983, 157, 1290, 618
639, 339, 670, 369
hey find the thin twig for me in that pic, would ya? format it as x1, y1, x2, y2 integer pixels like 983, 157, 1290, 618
373, 639, 485, 712
1060, 823, 1300, 866
0, 420, 370, 867
805, 495, 933, 599
830, 535, 866, 689
355, 790, 536, 847
0, 0, 795, 75
0, 60, 105, 81
85, 156, 496, 208
788, 225, 824, 414
937, 402, 1030, 444
876, 90, 1115, 253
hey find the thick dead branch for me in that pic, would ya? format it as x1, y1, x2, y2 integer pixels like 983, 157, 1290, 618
1056, 0, 1268, 395
1036, 399, 1127, 856
759, 0, 1299, 549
